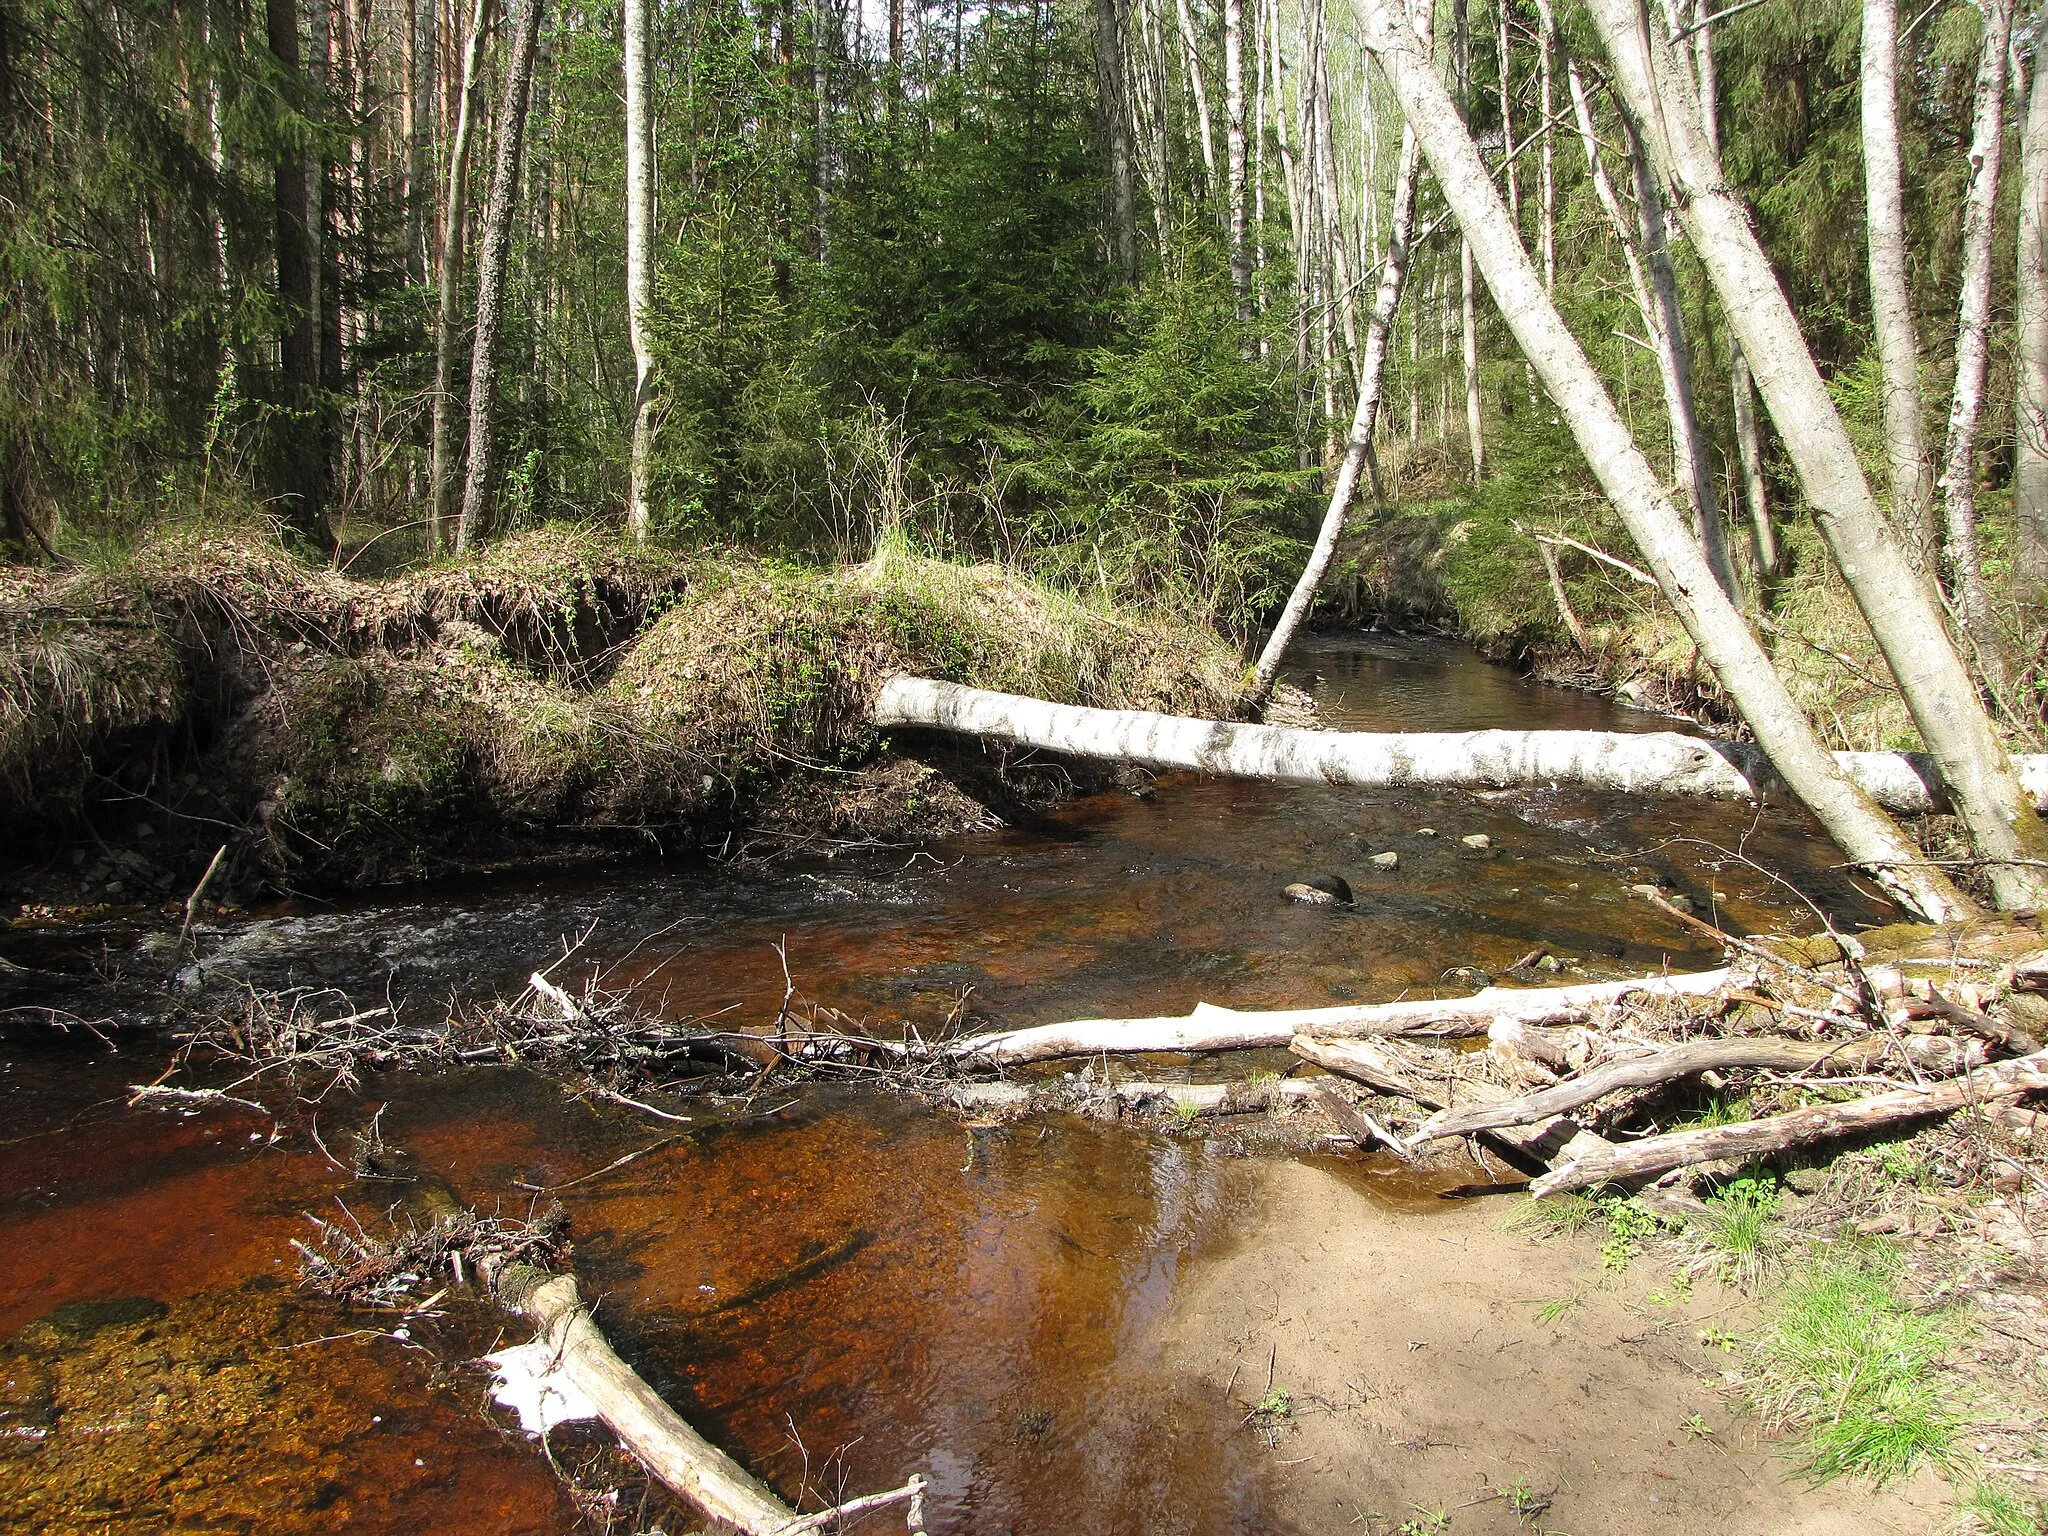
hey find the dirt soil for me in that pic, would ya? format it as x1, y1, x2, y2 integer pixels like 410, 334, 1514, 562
1153, 1156, 1949, 1536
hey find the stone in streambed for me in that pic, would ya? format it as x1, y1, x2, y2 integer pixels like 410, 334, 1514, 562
1370, 851, 1400, 871
1284, 874, 1354, 907
1460, 833, 1492, 850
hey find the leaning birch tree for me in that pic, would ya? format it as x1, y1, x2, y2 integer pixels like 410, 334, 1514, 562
2020, 7, 2048, 591
1342, 0, 1973, 922
1579, 0, 2048, 912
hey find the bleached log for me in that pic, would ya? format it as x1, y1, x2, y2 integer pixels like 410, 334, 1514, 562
1290, 1033, 1612, 1166
873, 676, 2048, 815
939, 968, 1734, 1067
1530, 1048, 2048, 1197
1412, 1032, 1986, 1145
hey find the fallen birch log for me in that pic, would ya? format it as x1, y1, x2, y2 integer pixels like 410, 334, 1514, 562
1530, 1048, 2048, 1197
1291, 1033, 1611, 1167
940, 969, 1734, 1066
873, 677, 2048, 815
1412, 1033, 1987, 1145
487, 1265, 925, 1535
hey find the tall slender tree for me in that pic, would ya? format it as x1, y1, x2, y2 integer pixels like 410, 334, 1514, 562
428, 0, 491, 553
624, 0, 657, 542
2018, 7, 2048, 591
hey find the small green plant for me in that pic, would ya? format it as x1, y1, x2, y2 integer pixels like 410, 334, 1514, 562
1682, 1412, 1715, 1440
1505, 1192, 1604, 1239
1396, 1506, 1450, 1536
1255, 1387, 1293, 1418
1691, 1170, 1784, 1290
1683, 1092, 1754, 1130
1499, 1476, 1552, 1524
1748, 1248, 1960, 1483
1530, 1291, 1586, 1328
1599, 1195, 1664, 1272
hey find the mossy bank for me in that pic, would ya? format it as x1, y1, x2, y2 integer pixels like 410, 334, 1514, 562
1, 524, 1239, 904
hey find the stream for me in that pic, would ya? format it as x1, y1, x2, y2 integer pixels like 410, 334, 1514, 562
0, 636, 1894, 1534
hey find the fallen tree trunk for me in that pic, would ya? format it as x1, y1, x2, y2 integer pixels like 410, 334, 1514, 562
1529, 1048, 2048, 1197
1413, 1033, 1986, 1145
939, 969, 1734, 1067
488, 1265, 925, 1534
1290, 1032, 1612, 1166
873, 677, 2048, 816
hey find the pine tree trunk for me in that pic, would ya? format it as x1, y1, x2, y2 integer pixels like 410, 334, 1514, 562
1251, 0, 1429, 702
1225, 0, 1250, 307
1351, 0, 1974, 923
623, 0, 656, 543
1582, 0, 2048, 913
266, 0, 333, 553
1095, 0, 1139, 279
454, 0, 543, 555
428, 0, 490, 555
1939, 0, 2015, 690
1862, 0, 1936, 564
2019, 14, 2048, 594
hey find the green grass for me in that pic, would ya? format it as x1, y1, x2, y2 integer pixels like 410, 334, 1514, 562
1959, 1480, 2048, 1536
1689, 1171, 1785, 1291
1748, 1247, 1961, 1484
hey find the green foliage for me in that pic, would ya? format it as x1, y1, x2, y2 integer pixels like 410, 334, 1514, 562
1748, 1247, 1961, 1484
1959, 1480, 2048, 1536
1690, 1170, 1785, 1290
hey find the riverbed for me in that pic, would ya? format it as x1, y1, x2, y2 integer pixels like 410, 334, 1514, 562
0, 637, 1937, 1534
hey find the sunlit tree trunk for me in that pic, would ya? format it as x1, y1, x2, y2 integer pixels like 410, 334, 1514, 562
1861, 0, 1935, 564
1348, 0, 1973, 922
1693, 2, 1775, 585
1225, 0, 1250, 308
623, 0, 656, 542
1096, 0, 1139, 279
455, 0, 543, 555
1175, 0, 1217, 189
1252, 0, 1430, 702
2019, 12, 2048, 594
1939, 0, 2015, 689
1534, 0, 1556, 289
1583, 0, 2048, 911
267, 0, 333, 553
1453, 0, 1483, 480
428, 0, 490, 555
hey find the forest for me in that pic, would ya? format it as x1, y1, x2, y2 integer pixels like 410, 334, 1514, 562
4, 0, 2048, 1531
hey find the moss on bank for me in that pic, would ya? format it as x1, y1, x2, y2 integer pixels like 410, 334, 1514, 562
1, 524, 1238, 896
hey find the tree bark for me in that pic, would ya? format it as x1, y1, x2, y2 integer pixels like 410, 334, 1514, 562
1095, 0, 1140, 280
875, 676, 2048, 817
454, 0, 543, 556
1862, 0, 1937, 564
937, 968, 1737, 1066
429, 0, 490, 555
1249, 78, 1424, 703
1413, 1034, 1985, 1144
1174, 0, 1217, 188
1580, 0, 2048, 913
1453, 0, 1483, 481
1939, 0, 2016, 690
2021, 15, 2048, 593
623, 0, 656, 543
1530, 1048, 2048, 1196
1225, 0, 1250, 307
266, 0, 334, 554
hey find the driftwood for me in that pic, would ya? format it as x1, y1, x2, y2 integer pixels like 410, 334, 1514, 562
1412, 1033, 1987, 1145
939, 969, 1735, 1066
873, 676, 2048, 814
1529, 1048, 2048, 1197
488, 1265, 927, 1535
1290, 1033, 1610, 1167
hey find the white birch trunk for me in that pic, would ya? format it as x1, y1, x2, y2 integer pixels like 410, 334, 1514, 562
1581, 0, 2048, 912
2020, 16, 2048, 593
875, 677, 2048, 818
623, 0, 657, 543
1225, 0, 1251, 306
1862, 0, 1937, 564
1175, 0, 1218, 186
1939, 0, 2016, 688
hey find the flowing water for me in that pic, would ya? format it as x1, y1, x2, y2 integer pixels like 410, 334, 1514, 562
0, 637, 1894, 1534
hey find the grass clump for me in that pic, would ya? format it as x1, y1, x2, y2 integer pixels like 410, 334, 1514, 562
1687, 1170, 1786, 1291
1959, 1480, 2048, 1536
1747, 1246, 1960, 1484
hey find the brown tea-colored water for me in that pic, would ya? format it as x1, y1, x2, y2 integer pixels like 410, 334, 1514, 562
0, 637, 1893, 1533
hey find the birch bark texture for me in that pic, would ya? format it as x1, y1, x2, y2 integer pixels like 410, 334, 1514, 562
623, 0, 657, 543
1862, 0, 1936, 564
1249, 0, 1429, 703
456, 0, 544, 554
1938, 0, 2015, 685
1581, 0, 2048, 912
429, 0, 491, 554
1338, 0, 1973, 921
1225, 0, 1251, 306
2021, 12, 2048, 590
